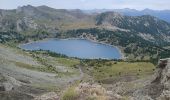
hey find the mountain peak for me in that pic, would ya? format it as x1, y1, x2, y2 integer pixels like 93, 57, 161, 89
20, 5, 35, 9
37, 5, 55, 10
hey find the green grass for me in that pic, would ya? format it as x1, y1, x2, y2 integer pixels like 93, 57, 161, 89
56, 58, 80, 67
15, 61, 37, 70
14, 61, 58, 73
11, 50, 81, 78
14, 58, 79, 77
83, 61, 155, 81
30, 50, 80, 68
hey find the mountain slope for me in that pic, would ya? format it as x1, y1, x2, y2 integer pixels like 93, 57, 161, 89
0, 5, 170, 39
115, 8, 170, 23
0, 5, 95, 33
84, 8, 170, 23
0, 44, 81, 99
96, 12, 170, 43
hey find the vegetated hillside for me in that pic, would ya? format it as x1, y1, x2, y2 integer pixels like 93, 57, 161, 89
0, 5, 170, 60
62, 28, 170, 61
94, 12, 170, 60
96, 12, 170, 43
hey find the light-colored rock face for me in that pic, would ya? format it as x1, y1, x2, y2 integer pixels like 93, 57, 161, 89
16, 17, 38, 32
34, 92, 59, 100
23, 17, 38, 29
155, 59, 170, 100
129, 58, 170, 100
138, 33, 155, 41
154, 58, 170, 85
2, 82, 13, 91
16, 20, 23, 32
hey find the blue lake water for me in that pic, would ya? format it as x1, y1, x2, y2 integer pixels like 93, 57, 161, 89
20, 39, 122, 59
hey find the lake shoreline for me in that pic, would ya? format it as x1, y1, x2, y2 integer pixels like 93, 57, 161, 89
81, 38, 125, 59
59, 37, 125, 59
19, 37, 125, 60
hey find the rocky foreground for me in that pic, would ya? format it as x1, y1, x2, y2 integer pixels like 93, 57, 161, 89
59, 58, 170, 100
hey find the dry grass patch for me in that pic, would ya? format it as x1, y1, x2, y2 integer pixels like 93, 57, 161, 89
62, 83, 110, 100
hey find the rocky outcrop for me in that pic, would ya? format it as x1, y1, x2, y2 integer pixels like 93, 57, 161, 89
155, 58, 170, 100
0, 74, 22, 92
132, 58, 170, 100
61, 59, 170, 100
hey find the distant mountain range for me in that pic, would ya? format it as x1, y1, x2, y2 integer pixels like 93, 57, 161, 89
0, 5, 170, 43
83, 8, 170, 23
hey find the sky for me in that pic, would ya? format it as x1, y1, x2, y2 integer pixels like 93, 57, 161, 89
0, 0, 170, 10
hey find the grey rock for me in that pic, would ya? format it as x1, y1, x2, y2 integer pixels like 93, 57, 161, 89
157, 90, 170, 100
34, 92, 59, 100
2, 82, 13, 91
0, 84, 5, 91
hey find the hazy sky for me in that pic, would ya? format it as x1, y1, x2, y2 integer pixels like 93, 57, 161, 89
0, 0, 170, 10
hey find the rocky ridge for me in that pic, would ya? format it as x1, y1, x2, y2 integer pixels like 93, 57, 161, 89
131, 58, 170, 100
